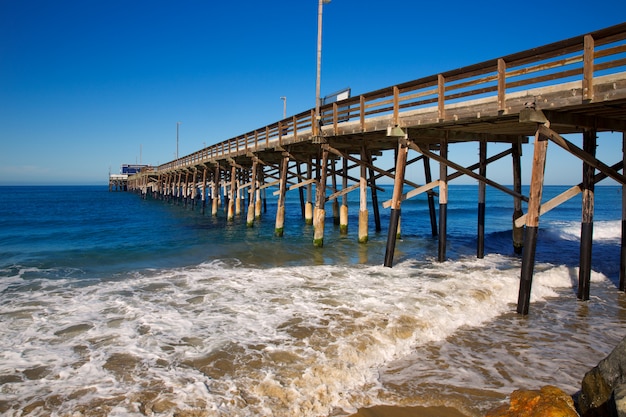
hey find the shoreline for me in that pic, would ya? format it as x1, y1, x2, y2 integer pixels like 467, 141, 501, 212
347, 405, 470, 417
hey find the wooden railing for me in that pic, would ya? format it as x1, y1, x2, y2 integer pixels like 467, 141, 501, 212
158, 23, 626, 173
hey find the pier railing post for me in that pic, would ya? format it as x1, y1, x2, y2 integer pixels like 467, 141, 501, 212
517, 123, 549, 315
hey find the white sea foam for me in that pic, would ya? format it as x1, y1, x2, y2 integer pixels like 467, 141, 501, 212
1, 252, 605, 417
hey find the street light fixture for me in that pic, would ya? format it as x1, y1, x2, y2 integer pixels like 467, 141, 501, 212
281, 96, 287, 119
315, 0, 331, 138
176, 121, 182, 159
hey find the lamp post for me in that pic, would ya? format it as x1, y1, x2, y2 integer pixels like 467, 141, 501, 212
281, 96, 287, 119
176, 121, 182, 159
315, 0, 331, 137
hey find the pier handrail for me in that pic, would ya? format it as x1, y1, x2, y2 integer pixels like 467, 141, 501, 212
157, 23, 626, 173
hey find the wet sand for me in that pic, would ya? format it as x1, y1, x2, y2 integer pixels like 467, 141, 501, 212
348, 405, 470, 417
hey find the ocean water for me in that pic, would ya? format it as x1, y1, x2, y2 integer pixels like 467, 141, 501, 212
1, 184, 625, 417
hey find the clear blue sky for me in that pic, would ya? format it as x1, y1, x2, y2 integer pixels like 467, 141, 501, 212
1, 0, 624, 185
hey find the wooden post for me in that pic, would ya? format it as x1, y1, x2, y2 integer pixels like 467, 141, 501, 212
332, 161, 340, 226
423, 156, 438, 236
583, 34, 594, 102
512, 141, 524, 254
235, 168, 242, 217
305, 162, 314, 225
183, 172, 189, 207
212, 165, 220, 217
191, 169, 197, 210
359, 146, 368, 243
275, 153, 289, 237
255, 166, 263, 218
297, 163, 305, 219
621, 132, 626, 292
517, 126, 549, 315
477, 140, 487, 259
201, 167, 207, 214
313, 148, 329, 247
228, 165, 236, 221
384, 139, 408, 267
578, 129, 596, 301
368, 152, 382, 233
438, 135, 449, 262
247, 161, 258, 227
340, 157, 349, 234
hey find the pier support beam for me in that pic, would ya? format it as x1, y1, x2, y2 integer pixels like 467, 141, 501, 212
227, 165, 236, 221
517, 124, 549, 315
424, 156, 438, 236
212, 165, 220, 217
384, 138, 408, 267
314, 147, 330, 247
247, 161, 258, 227
359, 146, 369, 243
275, 153, 289, 237
477, 140, 487, 258
512, 141, 524, 254
578, 129, 597, 301
305, 162, 314, 225
438, 135, 449, 262
191, 169, 197, 210
201, 167, 207, 214
340, 157, 349, 234
622, 132, 626, 292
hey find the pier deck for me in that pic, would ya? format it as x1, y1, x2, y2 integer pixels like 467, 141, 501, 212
126, 23, 626, 313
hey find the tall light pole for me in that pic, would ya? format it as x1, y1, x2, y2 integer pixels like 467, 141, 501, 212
281, 96, 287, 119
315, 0, 331, 137
176, 121, 182, 159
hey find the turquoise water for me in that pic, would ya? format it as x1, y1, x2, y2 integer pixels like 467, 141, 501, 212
1, 185, 625, 416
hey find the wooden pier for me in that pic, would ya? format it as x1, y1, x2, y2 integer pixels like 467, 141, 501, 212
127, 23, 626, 314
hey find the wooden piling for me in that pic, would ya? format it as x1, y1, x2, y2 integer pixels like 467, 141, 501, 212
212, 165, 219, 217
332, 163, 340, 226
313, 148, 329, 247
247, 161, 258, 227
340, 157, 349, 234
359, 147, 369, 243
477, 140, 487, 259
367, 151, 382, 233
517, 126, 549, 315
275, 153, 289, 237
438, 135, 449, 262
423, 156, 438, 236
384, 138, 408, 267
303, 162, 313, 225
578, 129, 596, 301
227, 165, 236, 221
201, 167, 207, 214
191, 169, 197, 210
255, 167, 263, 218
512, 141, 524, 254
621, 132, 626, 292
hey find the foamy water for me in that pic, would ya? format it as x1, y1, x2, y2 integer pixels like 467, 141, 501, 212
3, 250, 623, 416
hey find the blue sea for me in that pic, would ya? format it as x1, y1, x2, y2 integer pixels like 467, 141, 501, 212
1, 184, 625, 417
